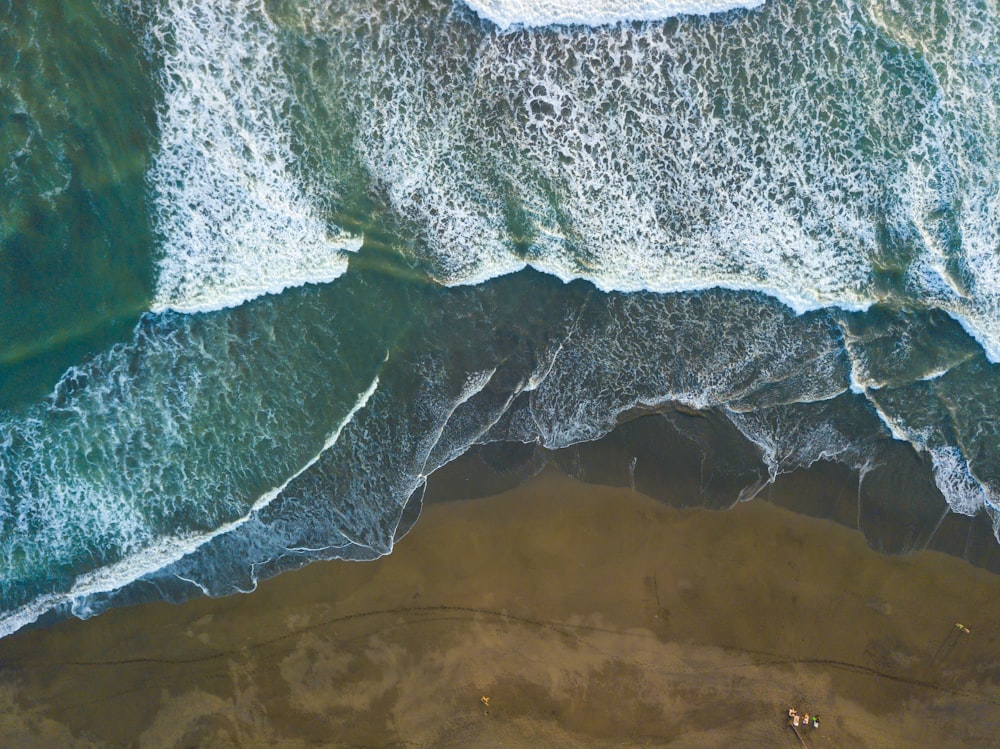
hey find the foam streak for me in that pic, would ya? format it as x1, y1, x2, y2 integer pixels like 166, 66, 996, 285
0, 360, 385, 639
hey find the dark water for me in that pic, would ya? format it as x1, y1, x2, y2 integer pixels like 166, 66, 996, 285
2, 0, 1000, 636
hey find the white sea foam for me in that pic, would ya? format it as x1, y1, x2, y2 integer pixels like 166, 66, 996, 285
928, 445, 992, 518
338, 0, 1000, 375
727, 408, 858, 483
863, 388, 997, 520
343, 0, 898, 345
0, 363, 385, 640
148, 0, 360, 314
462, 0, 766, 30
133, 0, 1000, 557
879, 0, 1000, 364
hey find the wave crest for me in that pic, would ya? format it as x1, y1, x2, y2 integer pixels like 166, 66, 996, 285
461, 0, 766, 29
148, 0, 360, 314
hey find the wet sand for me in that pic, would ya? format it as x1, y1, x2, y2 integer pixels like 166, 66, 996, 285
2, 467, 1000, 748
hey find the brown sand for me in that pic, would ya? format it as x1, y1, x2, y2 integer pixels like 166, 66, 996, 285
2, 468, 1000, 748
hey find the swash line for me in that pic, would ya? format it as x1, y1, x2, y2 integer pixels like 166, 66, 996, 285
0, 353, 389, 640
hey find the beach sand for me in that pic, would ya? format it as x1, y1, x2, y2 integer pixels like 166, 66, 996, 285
2, 467, 1000, 748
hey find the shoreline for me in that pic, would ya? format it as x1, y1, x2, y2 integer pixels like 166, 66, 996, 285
2, 467, 1000, 747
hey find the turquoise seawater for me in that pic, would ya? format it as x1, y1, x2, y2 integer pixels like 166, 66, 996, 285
2, 0, 1000, 636
0, 0, 155, 407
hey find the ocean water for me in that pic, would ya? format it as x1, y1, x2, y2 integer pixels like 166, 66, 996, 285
2, 0, 1000, 636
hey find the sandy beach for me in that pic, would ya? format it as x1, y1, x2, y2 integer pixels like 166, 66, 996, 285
2, 467, 1000, 748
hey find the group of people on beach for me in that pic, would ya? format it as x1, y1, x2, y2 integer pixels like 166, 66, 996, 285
787, 708, 820, 729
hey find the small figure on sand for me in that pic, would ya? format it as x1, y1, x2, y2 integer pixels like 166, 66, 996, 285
787, 707, 820, 729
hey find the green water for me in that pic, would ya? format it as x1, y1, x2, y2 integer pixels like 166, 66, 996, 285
0, 0, 155, 409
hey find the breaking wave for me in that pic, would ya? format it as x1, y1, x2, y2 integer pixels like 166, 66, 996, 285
147, 0, 361, 314
4, 0, 1000, 641
311, 0, 1000, 362
461, 0, 766, 30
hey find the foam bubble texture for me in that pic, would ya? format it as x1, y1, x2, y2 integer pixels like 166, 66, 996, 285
321, 0, 904, 316
306, 0, 1000, 364
872, 0, 1000, 362
313, 0, 1000, 524
462, 0, 766, 29
0, 287, 392, 637
859, 355, 1000, 520
148, 0, 360, 314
